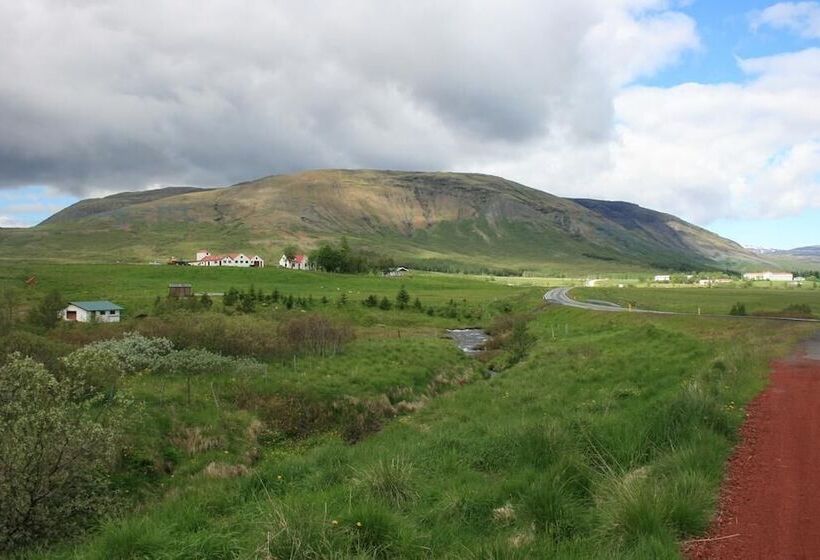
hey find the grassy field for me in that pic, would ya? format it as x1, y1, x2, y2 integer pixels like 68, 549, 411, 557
0, 261, 534, 316
575, 286, 820, 317
4, 266, 819, 558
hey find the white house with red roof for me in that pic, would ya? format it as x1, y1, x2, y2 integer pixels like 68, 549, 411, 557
279, 254, 309, 270
192, 250, 264, 267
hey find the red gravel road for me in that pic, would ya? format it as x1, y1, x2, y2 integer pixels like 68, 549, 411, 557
686, 333, 820, 560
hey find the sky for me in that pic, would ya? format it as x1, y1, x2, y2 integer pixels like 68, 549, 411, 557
0, 0, 818, 248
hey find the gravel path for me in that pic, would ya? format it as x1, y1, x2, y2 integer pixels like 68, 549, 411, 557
686, 334, 820, 560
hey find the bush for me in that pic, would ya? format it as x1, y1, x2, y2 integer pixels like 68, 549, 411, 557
62, 332, 175, 384
62, 333, 266, 387
729, 302, 746, 316
0, 330, 72, 374
27, 289, 65, 330
0, 355, 128, 551
396, 287, 410, 310
158, 348, 267, 377
278, 314, 354, 357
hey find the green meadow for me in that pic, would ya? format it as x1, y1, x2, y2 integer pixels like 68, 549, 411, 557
0, 261, 527, 315
575, 285, 820, 317
2, 263, 817, 558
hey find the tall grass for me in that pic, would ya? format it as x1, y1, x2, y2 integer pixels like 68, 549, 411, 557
16, 301, 816, 559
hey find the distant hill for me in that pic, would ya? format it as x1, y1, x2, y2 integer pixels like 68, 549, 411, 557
40, 187, 207, 225
751, 245, 820, 270
0, 170, 770, 272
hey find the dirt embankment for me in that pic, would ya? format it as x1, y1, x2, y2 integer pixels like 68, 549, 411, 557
686, 333, 820, 560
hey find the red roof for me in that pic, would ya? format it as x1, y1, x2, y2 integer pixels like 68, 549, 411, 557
199, 255, 222, 262
294, 254, 306, 264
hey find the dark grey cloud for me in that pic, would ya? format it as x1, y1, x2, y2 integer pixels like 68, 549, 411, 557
0, 0, 697, 194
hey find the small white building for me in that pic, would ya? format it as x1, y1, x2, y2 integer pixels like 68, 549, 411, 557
279, 254, 309, 270
62, 301, 123, 323
742, 271, 794, 282
653, 274, 671, 283
384, 266, 410, 277
192, 250, 264, 268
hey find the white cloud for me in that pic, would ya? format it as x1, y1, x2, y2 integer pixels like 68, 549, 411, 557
751, 1, 820, 37
470, 48, 820, 223
0, 216, 28, 228
2, 1, 818, 230
0, 0, 696, 193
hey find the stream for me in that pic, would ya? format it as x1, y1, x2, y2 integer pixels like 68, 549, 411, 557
447, 328, 490, 355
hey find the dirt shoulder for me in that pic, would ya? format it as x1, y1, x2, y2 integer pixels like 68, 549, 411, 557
686, 332, 820, 560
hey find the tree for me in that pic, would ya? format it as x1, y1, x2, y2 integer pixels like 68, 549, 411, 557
0, 288, 18, 330
363, 294, 379, 307
239, 293, 256, 313
413, 297, 423, 311
283, 245, 299, 261
729, 302, 747, 316
378, 296, 392, 310
0, 355, 127, 551
200, 293, 213, 309
507, 321, 535, 365
223, 287, 239, 307
396, 286, 410, 310
28, 289, 64, 329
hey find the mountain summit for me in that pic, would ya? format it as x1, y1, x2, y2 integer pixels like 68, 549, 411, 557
0, 170, 765, 271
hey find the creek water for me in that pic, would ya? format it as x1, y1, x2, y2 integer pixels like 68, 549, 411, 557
447, 328, 489, 355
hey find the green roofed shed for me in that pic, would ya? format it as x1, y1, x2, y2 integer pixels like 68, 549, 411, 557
70, 301, 124, 312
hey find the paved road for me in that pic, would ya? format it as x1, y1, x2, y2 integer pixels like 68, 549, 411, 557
544, 287, 820, 323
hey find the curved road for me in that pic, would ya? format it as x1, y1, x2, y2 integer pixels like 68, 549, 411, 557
544, 287, 820, 323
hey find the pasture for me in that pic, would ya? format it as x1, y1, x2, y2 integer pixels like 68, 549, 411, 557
575, 285, 820, 317
3, 263, 818, 558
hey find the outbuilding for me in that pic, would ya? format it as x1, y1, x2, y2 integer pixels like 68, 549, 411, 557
62, 301, 123, 323
169, 283, 193, 298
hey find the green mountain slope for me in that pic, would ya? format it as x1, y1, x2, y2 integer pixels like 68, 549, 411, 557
40, 186, 207, 226
0, 170, 766, 272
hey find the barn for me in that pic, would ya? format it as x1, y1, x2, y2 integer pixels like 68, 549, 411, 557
62, 301, 123, 323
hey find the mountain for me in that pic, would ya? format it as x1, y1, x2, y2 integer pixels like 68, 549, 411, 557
752, 246, 820, 270
40, 186, 207, 225
0, 170, 768, 272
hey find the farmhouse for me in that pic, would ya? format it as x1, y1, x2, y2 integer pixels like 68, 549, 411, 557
279, 254, 309, 270
653, 274, 671, 282
62, 301, 123, 323
192, 250, 264, 268
742, 271, 794, 282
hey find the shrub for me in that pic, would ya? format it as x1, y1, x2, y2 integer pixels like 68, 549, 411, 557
62, 332, 174, 384
396, 287, 410, 309
0, 330, 72, 374
62, 333, 266, 387
0, 355, 128, 551
378, 297, 392, 310
278, 314, 354, 357
729, 302, 746, 316
158, 348, 266, 376
27, 289, 65, 330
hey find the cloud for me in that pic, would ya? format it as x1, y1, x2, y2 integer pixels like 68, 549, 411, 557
4, 1, 818, 229
472, 47, 820, 223
751, 1, 820, 38
0, 0, 696, 197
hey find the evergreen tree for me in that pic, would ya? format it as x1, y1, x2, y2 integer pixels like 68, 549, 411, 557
396, 286, 410, 309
